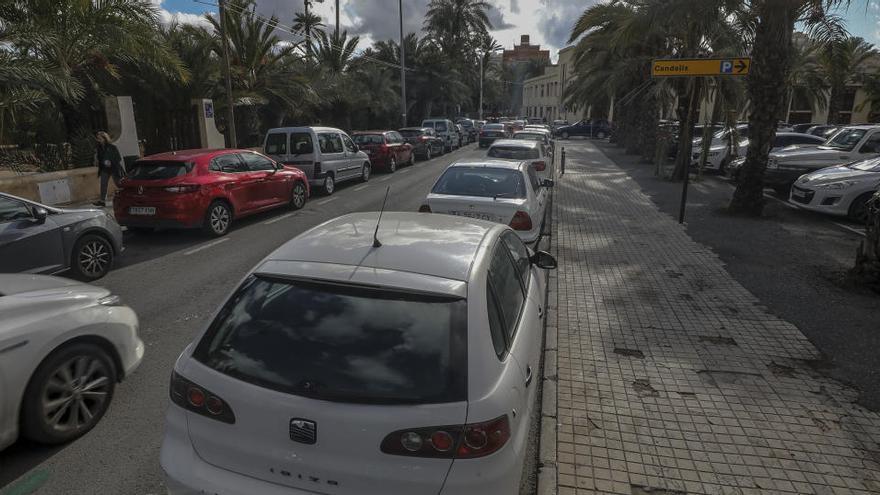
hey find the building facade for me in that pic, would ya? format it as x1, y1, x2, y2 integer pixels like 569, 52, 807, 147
502, 35, 551, 65
522, 46, 587, 123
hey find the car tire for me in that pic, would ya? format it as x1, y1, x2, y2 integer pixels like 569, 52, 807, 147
322, 174, 335, 195
290, 181, 307, 210
848, 192, 875, 223
561, 132, 569, 139
203, 200, 232, 236
70, 234, 114, 281
388, 157, 397, 173
361, 163, 371, 182
21, 342, 117, 445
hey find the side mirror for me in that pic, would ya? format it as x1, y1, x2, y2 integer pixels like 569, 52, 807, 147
542, 179, 555, 188
33, 207, 48, 223
530, 250, 557, 270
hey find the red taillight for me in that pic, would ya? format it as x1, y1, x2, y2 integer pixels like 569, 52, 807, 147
164, 184, 200, 193
532, 161, 546, 171
509, 211, 533, 231
419, 204, 432, 213
170, 371, 235, 424
380, 415, 510, 459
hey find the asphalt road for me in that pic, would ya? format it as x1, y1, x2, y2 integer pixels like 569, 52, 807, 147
0, 142, 496, 495
593, 140, 880, 411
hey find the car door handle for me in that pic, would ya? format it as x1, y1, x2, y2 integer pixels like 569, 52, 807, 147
537, 306, 543, 319
525, 365, 533, 387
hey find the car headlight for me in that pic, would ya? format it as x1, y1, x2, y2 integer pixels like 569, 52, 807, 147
816, 180, 856, 190
98, 294, 124, 306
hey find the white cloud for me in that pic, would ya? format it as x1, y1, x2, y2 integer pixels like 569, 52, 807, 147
152, 0, 214, 29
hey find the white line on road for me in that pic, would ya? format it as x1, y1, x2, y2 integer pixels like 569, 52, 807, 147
183, 237, 230, 256
263, 212, 295, 225
832, 222, 866, 237
353, 184, 369, 191
398, 168, 412, 174
762, 193, 799, 210
378, 176, 392, 182
316, 197, 337, 206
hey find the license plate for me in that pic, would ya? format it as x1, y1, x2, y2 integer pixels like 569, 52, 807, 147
449, 210, 494, 221
129, 206, 156, 215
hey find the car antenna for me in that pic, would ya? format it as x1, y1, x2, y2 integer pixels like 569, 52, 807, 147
373, 186, 391, 248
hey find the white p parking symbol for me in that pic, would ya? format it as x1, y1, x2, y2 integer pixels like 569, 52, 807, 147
720, 61, 733, 74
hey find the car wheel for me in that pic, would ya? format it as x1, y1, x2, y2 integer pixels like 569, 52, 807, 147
21, 343, 117, 445
596, 131, 606, 139
203, 200, 232, 236
71, 234, 114, 281
561, 132, 569, 139
388, 157, 397, 173
290, 181, 307, 210
361, 163, 371, 182
848, 192, 875, 223
323, 174, 336, 195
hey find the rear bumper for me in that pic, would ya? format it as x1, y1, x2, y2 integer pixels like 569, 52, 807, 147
114, 194, 206, 229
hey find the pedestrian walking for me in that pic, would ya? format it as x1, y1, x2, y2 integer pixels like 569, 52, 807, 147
93, 131, 124, 207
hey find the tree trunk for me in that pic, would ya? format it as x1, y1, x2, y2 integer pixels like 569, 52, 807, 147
850, 190, 880, 291
827, 84, 841, 124
672, 78, 701, 181
729, 0, 798, 216
640, 93, 658, 163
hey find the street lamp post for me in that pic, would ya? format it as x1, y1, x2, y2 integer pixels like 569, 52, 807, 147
399, 0, 406, 127
479, 56, 484, 121
218, 0, 237, 148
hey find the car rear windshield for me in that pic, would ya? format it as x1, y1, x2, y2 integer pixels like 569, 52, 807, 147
127, 160, 194, 180
399, 129, 425, 137
514, 133, 544, 141
488, 145, 540, 160
425, 121, 447, 132
353, 134, 385, 145
265, 133, 287, 155
483, 124, 504, 131
432, 166, 527, 198
193, 276, 468, 404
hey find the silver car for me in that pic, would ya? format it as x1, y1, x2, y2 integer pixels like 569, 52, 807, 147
0, 193, 124, 280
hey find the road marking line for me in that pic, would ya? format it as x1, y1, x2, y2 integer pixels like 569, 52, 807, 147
378, 176, 392, 182
183, 237, 229, 256
763, 193, 799, 210
4, 469, 49, 495
399, 168, 412, 174
353, 184, 369, 191
263, 212, 295, 225
316, 197, 337, 206
832, 222, 866, 237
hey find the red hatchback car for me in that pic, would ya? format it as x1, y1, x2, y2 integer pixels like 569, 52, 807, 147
351, 131, 414, 173
114, 149, 309, 236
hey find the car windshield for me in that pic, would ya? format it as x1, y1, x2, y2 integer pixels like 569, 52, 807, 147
432, 166, 527, 198
514, 133, 544, 142
398, 129, 424, 137
353, 134, 385, 145
194, 276, 467, 404
483, 124, 504, 131
127, 160, 194, 180
824, 129, 867, 150
488, 145, 540, 160
849, 157, 880, 171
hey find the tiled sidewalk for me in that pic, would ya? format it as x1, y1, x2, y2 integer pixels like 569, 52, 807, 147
540, 141, 880, 495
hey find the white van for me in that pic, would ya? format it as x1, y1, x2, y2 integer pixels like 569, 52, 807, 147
263, 126, 371, 195
421, 119, 460, 153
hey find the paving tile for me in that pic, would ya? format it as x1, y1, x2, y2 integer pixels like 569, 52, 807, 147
546, 141, 880, 494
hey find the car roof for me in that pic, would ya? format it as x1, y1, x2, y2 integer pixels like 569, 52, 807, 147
399, 127, 430, 131
140, 148, 238, 161
266, 126, 345, 134
261, 212, 500, 282
448, 159, 525, 171
838, 125, 880, 130
490, 139, 540, 148
776, 132, 824, 139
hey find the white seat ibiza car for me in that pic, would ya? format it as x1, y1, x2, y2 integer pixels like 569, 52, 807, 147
160, 212, 557, 495
0, 274, 143, 451
487, 139, 552, 179
420, 160, 553, 245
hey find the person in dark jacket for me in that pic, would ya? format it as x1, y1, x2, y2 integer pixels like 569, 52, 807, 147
94, 131, 124, 207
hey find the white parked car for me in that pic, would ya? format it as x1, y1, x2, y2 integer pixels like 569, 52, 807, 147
512, 130, 554, 159
720, 133, 827, 176
0, 275, 143, 451
420, 160, 553, 244
789, 157, 880, 222
160, 212, 557, 495
487, 139, 552, 179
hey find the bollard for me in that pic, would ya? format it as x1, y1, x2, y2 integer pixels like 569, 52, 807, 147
560, 147, 565, 176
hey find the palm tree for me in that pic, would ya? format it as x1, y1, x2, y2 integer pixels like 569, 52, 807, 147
423, 0, 492, 55
816, 36, 876, 123
293, 10, 325, 57
2, 0, 187, 138
313, 30, 360, 73
729, 0, 849, 216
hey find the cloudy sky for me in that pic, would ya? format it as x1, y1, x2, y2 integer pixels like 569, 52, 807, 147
157, 0, 880, 63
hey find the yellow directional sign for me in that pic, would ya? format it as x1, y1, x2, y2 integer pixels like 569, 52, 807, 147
652, 58, 751, 77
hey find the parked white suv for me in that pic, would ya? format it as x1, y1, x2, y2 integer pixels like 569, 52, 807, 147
263, 126, 371, 195
160, 212, 557, 495
421, 118, 460, 153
